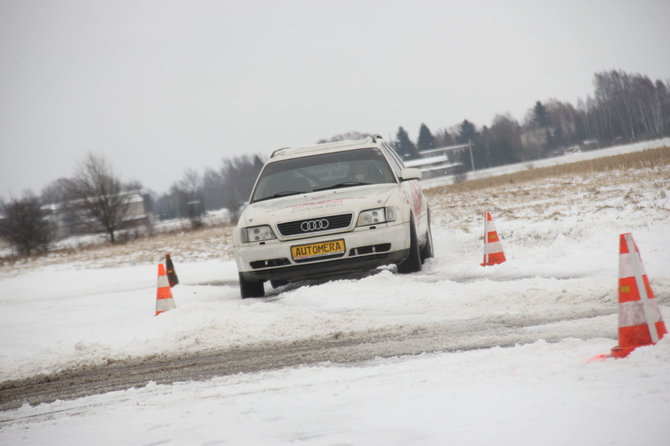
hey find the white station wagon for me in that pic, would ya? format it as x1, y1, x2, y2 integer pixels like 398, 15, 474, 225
233, 136, 433, 298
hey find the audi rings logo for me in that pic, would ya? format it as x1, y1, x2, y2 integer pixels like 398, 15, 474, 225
300, 218, 329, 232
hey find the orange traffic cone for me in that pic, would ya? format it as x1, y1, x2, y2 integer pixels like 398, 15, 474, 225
481, 212, 506, 266
607, 233, 666, 358
165, 254, 179, 288
155, 263, 176, 316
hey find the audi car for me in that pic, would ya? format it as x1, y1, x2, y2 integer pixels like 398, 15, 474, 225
232, 135, 433, 298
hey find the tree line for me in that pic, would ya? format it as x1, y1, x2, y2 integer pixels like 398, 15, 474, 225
0, 152, 266, 255
154, 155, 264, 224
391, 70, 670, 170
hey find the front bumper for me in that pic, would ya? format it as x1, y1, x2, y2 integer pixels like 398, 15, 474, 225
234, 222, 410, 282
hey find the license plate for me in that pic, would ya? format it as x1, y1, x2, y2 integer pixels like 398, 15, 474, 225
291, 239, 346, 261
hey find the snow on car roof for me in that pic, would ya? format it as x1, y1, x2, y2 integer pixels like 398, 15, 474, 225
270, 137, 379, 161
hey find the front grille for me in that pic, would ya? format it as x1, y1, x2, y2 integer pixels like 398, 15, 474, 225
277, 213, 353, 236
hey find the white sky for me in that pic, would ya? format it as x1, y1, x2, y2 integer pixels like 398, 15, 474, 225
1, 0, 669, 198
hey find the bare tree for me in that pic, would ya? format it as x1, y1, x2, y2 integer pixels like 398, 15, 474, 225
0, 196, 55, 255
40, 178, 77, 205
176, 168, 204, 228
221, 155, 263, 219
67, 153, 130, 243
481, 114, 523, 166
589, 70, 668, 143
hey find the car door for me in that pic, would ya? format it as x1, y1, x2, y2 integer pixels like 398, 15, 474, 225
381, 144, 428, 236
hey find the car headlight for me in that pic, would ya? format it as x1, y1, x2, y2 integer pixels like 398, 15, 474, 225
356, 207, 397, 226
241, 225, 276, 243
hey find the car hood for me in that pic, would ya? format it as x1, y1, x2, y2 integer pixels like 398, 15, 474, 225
241, 184, 397, 225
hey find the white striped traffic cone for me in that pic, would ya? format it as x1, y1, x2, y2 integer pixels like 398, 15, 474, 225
481, 212, 506, 266
155, 263, 176, 316
608, 233, 666, 358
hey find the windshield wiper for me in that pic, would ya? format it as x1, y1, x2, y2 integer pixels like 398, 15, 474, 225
254, 190, 306, 203
314, 182, 370, 192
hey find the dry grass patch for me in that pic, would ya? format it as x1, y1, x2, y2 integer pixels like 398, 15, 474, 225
426, 146, 669, 196
0, 224, 235, 272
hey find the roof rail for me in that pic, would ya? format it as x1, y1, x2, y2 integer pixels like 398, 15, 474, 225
369, 134, 383, 143
271, 147, 291, 158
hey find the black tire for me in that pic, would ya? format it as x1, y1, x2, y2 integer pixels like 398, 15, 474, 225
420, 211, 434, 263
270, 279, 288, 289
239, 273, 265, 298
397, 216, 422, 274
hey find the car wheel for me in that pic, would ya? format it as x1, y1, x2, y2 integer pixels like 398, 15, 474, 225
239, 273, 265, 298
420, 211, 434, 263
397, 216, 422, 274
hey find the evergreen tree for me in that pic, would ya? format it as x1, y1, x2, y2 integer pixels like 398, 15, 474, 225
489, 138, 519, 166
473, 126, 491, 169
434, 128, 454, 147
456, 120, 478, 144
417, 123, 436, 151
533, 101, 551, 127
394, 126, 417, 158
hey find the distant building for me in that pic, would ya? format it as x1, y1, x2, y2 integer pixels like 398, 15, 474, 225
404, 144, 467, 179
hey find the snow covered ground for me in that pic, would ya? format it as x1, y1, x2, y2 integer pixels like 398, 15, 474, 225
2, 338, 669, 445
1, 152, 669, 445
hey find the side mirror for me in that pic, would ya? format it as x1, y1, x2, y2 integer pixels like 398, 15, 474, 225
398, 168, 422, 181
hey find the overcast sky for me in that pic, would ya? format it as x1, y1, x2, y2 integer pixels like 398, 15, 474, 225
1, 0, 669, 198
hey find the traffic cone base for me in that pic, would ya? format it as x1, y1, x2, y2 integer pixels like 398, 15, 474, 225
615, 321, 667, 353
481, 212, 506, 266
155, 263, 176, 316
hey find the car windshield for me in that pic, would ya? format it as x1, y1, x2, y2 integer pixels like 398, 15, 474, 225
250, 148, 396, 203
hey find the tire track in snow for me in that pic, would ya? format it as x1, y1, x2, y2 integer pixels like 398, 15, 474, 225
0, 307, 616, 414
